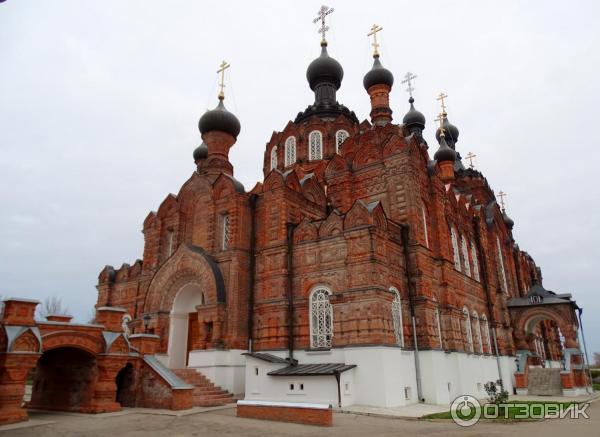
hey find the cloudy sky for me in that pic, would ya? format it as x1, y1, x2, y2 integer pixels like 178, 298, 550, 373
1, 1, 599, 355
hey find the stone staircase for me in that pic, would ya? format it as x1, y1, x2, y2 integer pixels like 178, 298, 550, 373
527, 367, 562, 396
172, 369, 235, 407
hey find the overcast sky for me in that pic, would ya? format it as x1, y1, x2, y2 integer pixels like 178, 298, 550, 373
1, 1, 599, 356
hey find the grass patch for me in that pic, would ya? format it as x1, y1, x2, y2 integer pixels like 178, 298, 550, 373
593, 383, 600, 391
423, 401, 578, 421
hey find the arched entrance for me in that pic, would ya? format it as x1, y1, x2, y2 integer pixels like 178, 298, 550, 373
167, 282, 205, 368
29, 347, 97, 412
115, 363, 135, 406
523, 315, 565, 368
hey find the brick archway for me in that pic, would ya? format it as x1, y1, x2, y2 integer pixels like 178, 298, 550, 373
144, 244, 226, 313
508, 285, 580, 352
29, 347, 98, 412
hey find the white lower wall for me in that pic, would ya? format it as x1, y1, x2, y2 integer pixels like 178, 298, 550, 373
186, 349, 247, 395
243, 347, 517, 408
419, 351, 516, 404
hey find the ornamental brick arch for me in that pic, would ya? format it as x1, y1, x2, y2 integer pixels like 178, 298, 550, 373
508, 284, 580, 352
41, 330, 105, 355
144, 243, 226, 313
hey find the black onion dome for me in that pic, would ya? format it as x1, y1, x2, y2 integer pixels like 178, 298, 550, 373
435, 116, 459, 145
198, 99, 241, 139
363, 55, 394, 90
502, 210, 515, 229
433, 135, 456, 162
402, 97, 426, 130
306, 42, 344, 91
193, 142, 208, 161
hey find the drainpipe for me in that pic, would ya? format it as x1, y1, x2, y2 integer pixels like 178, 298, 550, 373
247, 194, 258, 353
286, 222, 296, 364
577, 308, 594, 393
473, 217, 504, 385
401, 224, 423, 403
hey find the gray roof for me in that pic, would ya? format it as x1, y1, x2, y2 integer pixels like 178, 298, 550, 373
507, 284, 578, 309
268, 363, 356, 376
243, 352, 290, 364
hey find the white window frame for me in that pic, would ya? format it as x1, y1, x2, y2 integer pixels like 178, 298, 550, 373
335, 129, 349, 153
167, 229, 175, 257
222, 214, 230, 250
496, 236, 508, 293
284, 136, 296, 167
471, 240, 480, 281
482, 315, 492, 353
422, 206, 429, 248
461, 235, 471, 277
450, 226, 461, 271
473, 311, 483, 354
309, 286, 333, 349
309, 130, 323, 161
270, 146, 278, 171
463, 307, 473, 353
390, 287, 404, 347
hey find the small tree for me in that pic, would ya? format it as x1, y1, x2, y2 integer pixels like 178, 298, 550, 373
38, 296, 69, 319
484, 380, 509, 405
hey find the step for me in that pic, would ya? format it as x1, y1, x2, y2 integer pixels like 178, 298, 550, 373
171, 368, 235, 407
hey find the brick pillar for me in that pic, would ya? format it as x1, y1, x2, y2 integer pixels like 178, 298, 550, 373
91, 356, 128, 413
0, 353, 40, 425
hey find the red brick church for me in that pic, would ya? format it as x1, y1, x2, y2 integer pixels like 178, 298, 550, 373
0, 12, 591, 425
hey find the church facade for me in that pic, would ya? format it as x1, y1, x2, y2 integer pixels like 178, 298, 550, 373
0, 19, 591, 424
92, 29, 588, 407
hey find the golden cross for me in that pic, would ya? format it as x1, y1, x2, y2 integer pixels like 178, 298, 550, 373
434, 113, 446, 137
217, 60, 230, 100
437, 92, 448, 114
401, 72, 417, 98
313, 5, 334, 44
498, 191, 507, 210
465, 152, 477, 168
367, 24, 383, 56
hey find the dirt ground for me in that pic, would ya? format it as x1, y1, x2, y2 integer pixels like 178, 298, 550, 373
1, 401, 597, 437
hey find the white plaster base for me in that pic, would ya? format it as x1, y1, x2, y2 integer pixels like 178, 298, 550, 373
243, 347, 517, 408
186, 349, 247, 395
418, 351, 516, 405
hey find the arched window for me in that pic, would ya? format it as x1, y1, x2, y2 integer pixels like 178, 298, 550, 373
434, 307, 443, 348
422, 206, 429, 248
284, 136, 296, 166
309, 130, 323, 161
471, 240, 480, 282
222, 214, 230, 250
461, 235, 471, 277
482, 315, 492, 353
310, 287, 333, 348
270, 146, 278, 171
463, 307, 473, 353
473, 311, 483, 353
390, 287, 404, 347
496, 236, 508, 293
335, 130, 349, 153
450, 226, 461, 271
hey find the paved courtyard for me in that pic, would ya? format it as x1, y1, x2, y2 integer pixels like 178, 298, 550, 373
0, 401, 597, 437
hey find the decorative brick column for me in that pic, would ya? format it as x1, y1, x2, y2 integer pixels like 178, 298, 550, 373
90, 355, 129, 413
129, 334, 160, 355
0, 353, 40, 425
